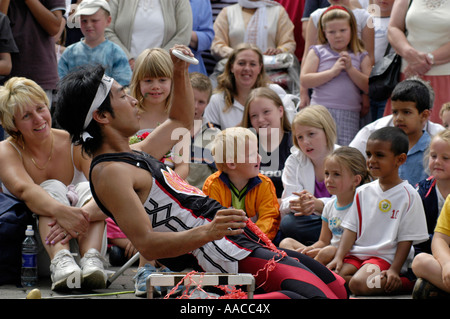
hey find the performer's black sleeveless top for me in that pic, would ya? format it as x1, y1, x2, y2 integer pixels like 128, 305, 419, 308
89, 150, 264, 273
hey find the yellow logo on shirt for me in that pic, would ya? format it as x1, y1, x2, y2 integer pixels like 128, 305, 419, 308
379, 199, 391, 213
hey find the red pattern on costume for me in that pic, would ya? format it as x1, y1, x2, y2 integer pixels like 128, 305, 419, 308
164, 219, 286, 299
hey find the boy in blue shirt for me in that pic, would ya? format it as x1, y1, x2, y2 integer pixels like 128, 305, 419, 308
390, 77, 440, 186
58, 0, 131, 86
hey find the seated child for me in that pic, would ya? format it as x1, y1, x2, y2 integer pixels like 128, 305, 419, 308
203, 127, 280, 241
415, 130, 450, 255
279, 105, 339, 245
186, 72, 220, 189
328, 127, 428, 296
279, 146, 372, 266
411, 195, 450, 299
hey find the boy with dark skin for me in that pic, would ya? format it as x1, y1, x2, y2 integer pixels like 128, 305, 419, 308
328, 127, 428, 296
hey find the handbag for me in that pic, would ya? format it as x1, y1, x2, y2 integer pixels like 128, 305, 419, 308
0, 193, 33, 285
369, 43, 402, 102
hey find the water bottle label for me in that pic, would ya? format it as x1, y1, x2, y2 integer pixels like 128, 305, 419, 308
22, 253, 37, 268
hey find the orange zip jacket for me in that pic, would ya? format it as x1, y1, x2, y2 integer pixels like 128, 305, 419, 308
203, 171, 281, 240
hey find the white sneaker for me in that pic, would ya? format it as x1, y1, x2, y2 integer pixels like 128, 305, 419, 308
80, 248, 107, 289
50, 249, 82, 291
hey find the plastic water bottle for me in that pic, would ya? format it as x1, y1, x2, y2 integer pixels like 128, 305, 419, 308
21, 225, 38, 287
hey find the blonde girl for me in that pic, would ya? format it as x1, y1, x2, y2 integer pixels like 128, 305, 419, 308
412, 129, 450, 297
301, 6, 372, 146
415, 129, 450, 255
130, 48, 174, 129
439, 102, 450, 129
280, 146, 372, 265
299, 0, 374, 110
129, 47, 189, 177
279, 104, 338, 245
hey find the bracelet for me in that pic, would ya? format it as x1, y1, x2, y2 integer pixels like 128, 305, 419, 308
427, 53, 435, 65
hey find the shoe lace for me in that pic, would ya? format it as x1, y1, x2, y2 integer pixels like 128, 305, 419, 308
52, 251, 77, 269
82, 250, 107, 268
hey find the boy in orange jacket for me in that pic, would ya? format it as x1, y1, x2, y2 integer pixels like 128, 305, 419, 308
203, 127, 280, 241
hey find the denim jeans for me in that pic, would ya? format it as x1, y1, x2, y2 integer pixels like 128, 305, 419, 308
279, 213, 322, 245
370, 99, 387, 121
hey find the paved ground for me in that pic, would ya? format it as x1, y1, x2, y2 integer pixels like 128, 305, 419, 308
0, 258, 139, 300
0, 257, 416, 318
0, 254, 412, 300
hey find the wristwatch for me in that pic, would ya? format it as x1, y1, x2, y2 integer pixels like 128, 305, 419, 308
427, 53, 435, 65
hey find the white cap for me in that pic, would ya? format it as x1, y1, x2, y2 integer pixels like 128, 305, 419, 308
25, 225, 34, 236
74, 0, 110, 18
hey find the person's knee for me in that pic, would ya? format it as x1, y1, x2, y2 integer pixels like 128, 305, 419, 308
348, 265, 379, 295
40, 179, 71, 205
412, 253, 433, 278
348, 275, 371, 295
280, 214, 295, 232
279, 214, 320, 243
316, 246, 336, 265
279, 237, 299, 249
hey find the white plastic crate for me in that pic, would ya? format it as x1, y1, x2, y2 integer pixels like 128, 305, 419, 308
146, 272, 255, 299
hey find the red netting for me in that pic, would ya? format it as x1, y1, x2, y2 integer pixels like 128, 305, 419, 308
164, 219, 287, 299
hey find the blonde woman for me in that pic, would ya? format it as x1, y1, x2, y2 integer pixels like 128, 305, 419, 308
0, 77, 107, 291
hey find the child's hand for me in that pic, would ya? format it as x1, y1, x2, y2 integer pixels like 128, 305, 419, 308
339, 51, 353, 70
124, 240, 138, 259
327, 257, 342, 274
290, 190, 316, 216
330, 57, 346, 76
301, 246, 321, 258
360, 94, 370, 117
380, 269, 402, 293
442, 262, 450, 291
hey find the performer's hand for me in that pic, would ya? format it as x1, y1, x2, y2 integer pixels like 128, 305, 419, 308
207, 208, 248, 240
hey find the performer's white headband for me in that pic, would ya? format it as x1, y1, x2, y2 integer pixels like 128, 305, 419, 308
81, 74, 114, 141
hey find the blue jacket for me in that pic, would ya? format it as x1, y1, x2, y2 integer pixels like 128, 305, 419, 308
415, 176, 439, 254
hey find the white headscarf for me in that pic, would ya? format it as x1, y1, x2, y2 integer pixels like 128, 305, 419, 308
81, 74, 114, 141
238, 0, 280, 53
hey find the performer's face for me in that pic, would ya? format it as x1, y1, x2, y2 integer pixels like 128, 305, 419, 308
109, 81, 140, 136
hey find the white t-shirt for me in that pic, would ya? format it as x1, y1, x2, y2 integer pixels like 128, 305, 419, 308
130, 0, 165, 58
373, 16, 392, 63
321, 198, 352, 248
405, 0, 450, 76
342, 179, 428, 272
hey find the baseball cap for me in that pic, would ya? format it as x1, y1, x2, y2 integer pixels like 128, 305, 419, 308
74, 0, 110, 17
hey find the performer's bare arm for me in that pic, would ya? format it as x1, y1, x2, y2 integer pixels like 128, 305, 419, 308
91, 161, 248, 261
